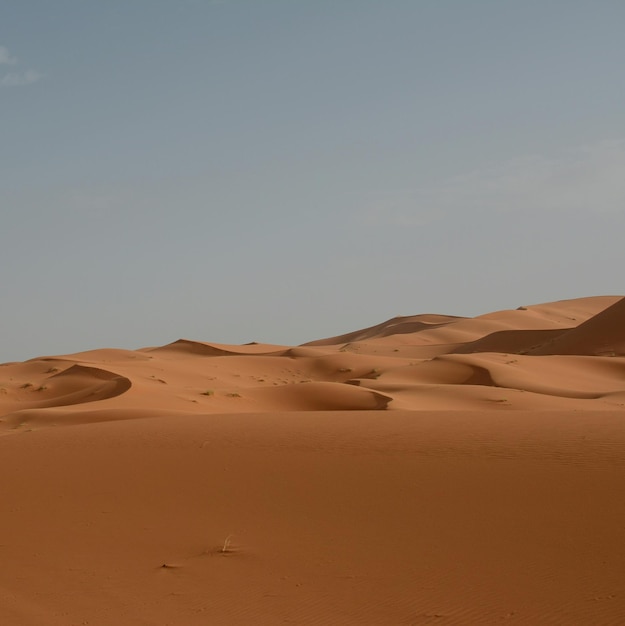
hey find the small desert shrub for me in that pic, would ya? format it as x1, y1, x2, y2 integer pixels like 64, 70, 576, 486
221, 535, 233, 553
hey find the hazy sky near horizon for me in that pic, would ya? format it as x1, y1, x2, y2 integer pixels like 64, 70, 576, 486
2, 0, 625, 361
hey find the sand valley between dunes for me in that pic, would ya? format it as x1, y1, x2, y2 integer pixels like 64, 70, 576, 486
1, 295, 625, 624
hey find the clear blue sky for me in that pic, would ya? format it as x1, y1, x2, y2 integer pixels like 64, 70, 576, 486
2, 0, 624, 361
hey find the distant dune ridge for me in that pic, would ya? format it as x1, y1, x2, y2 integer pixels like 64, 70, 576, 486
1, 295, 625, 625
1, 295, 624, 424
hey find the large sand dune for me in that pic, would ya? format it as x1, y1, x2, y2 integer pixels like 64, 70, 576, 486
1, 295, 624, 624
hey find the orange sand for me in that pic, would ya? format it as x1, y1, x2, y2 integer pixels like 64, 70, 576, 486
1, 295, 624, 624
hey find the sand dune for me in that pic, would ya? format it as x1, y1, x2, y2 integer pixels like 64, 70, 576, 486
3, 295, 623, 422
146, 338, 290, 357
530, 296, 625, 356
303, 313, 465, 346
1, 295, 625, 624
